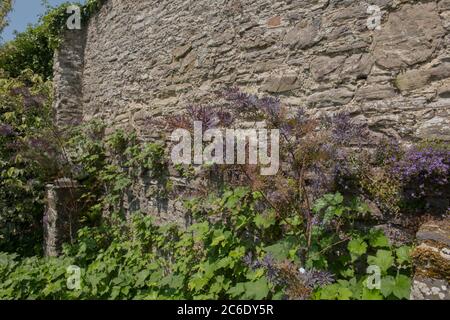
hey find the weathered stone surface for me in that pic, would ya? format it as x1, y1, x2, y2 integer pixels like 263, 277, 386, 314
438, 83, 450, 98
53, 30, 86, 127
43, 179, 83, 257
262, 72, 300, 93
373, 224, 415, 246
307, 88, 355, 107
441, 11, 450, 31
395, 63, 450, 92
410, 276, 449, 300
410, 219, 450, 300
373, 2, 445, 69
416, 114, 450, 141
284, 17, 321, 49
52, 0, 450, 143
53, 0, 450, 223
356, 84, 396, 101
310, 55, 346, 81
411, 219, 449, 280
439, 0, 450, 11
341, 54, 374, 81
173, 44, 192, 60
267, 16, 282, 28
416, 219, 450, 248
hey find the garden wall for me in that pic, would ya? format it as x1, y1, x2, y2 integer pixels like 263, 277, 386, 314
54, 0, 450, 142
46, 1, 450, 296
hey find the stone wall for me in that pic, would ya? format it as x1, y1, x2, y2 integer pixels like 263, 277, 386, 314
55, 0, 450, 142
51, 0, 450, 295
410, 219, 449, 300
53, 28, 86, 126
43, 179, 83, 257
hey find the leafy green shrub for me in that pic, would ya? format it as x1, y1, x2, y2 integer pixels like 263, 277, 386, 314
0, 70, 55, 255
0, 0, 427, 301
0, 23, 54, 79
0, 189, 413, 300
65, 122, 168, 224
0, 0, 107, 80
0, 0, 12, 36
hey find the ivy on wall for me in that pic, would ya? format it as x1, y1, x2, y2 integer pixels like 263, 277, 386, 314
0, 0, 107, 80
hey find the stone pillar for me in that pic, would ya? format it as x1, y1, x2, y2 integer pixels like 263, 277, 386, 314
410, 219, 450, 300
53, 29, 86, 127
43, 179, 83, 257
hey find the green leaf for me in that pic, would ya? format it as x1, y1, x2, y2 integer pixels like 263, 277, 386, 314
246, 268, 265, 281
254, 212, 276, 229
395, 246, 412, 265
317, 284, 338, 300
313, 198, 328, 214
348, 237, 368, 262
188, 274, 209, 292
392, 275, 411, 300
264, 237, 297, 261
210, 276, 227, 294
333, 193, 344, 205
368, 229, 390, 248
227, 283, 245, 298
243, 277, 270, 300
317, 283, 352, 300
361, 287, 383, 300
367, 250, 394, 274
211, 230, 226, 247
340, 268, 355, 278
337, 287, 353, 300
380, 275, 395, 297
135, 270, 150, 287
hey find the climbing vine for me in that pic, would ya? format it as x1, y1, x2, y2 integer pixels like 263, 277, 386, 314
0, 0, 107, 79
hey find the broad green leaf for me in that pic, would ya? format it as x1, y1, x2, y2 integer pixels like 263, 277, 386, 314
393, 275, 411, 300
337, 287, 353, 300
368, 229, 390, 248
367, 250, 394, 274
396, 246, 412, 265
340, 268, 355, 278
317, 284, 338, 300
227, 283, 245, 298
188, 274, 209, 291
246, 268, 265, 281
211, 230, 226, 247
348, 237, 368, 262
243, 277, 270, 300
361, 287, 383, 300
313, 198, 328, 214
135, 270, 150, 287
317, 283, 352, 300
264, 237, 297, 261
254, 212, 276, 229
380, 275, 395, 297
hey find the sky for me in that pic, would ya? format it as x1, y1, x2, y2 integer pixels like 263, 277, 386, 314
1, 0, 85, 43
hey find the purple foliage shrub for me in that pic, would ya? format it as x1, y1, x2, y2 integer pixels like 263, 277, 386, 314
391, 147, 450, 200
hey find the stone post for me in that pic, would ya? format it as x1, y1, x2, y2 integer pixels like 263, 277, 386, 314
53, 29, 86, 127
43, 178, 83, 257
410, 219, 450, 300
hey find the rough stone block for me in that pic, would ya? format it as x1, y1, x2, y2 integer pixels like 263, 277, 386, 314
43, 179, 83, 257
410, 219, 450, 300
